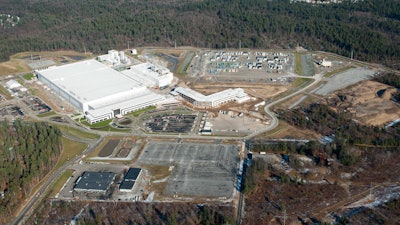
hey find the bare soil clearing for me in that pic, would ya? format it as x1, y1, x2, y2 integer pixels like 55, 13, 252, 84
328, 80, 400, 126
0, 51, 91, 76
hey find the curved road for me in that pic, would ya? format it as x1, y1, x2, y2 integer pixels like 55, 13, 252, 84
245, 73, 322, 139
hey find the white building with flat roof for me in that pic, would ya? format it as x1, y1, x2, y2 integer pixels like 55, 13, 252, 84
35, 59, 165, 124
5, 79, 21, 89
174, 87, 250, 108
121, 63, 173, 88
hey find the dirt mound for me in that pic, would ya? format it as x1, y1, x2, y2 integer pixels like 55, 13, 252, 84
377, 87, 397, 100
327, 80, 400, 126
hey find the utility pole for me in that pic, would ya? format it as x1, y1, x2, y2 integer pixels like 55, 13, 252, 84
282, 208, 287, 225
239, 39, 241, 51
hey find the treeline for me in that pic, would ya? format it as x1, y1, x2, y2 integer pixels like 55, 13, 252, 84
374, 73, 400, 88
0, 0, 399, 68
249, 103, 400, 165
373, 72, 400, 101
0, 119, 62, 222
280, 103, 400, 147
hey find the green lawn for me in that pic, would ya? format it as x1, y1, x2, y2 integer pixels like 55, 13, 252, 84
292, 77, 313, 88
269, 78, 313, 103
324, 65, 356, 78
36, 111, 56, 117
81, 118, 112, 128
23, 73, 35, 80
176, 52, 195, 76
126, 105, 156, 117
56, 137, 87, 170
56, 124, 100, 140
48, 169, 74, 197
80, 118, 131, 132
295, 53, 303, 75
0, 85, 12, 100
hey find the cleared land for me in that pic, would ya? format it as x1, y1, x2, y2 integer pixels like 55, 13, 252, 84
0, 51, 91, 76
327, 80, 400, 126
98, 139, 120, 157
315, 67, 375, 95
137, 142, 240, 198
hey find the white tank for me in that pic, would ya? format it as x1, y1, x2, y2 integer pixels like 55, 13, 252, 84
119, 51, 125, 61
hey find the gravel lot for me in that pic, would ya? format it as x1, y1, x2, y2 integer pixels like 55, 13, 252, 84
316, 67, 375, 95
137, 142, 240, 197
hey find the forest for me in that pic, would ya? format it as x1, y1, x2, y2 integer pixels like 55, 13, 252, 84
0, 0, 399, 68
0, 119, 62, 223
374, 72, 400, 101
257, 103, 400, 166
244, 102, 400, 224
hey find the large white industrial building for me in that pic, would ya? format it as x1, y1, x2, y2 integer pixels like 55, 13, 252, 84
174, 87, 250, 108
35, 59, 166, 124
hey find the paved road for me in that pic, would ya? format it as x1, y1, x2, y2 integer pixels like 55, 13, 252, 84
245, 73, 323, 139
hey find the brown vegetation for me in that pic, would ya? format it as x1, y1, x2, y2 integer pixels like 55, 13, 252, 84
29, 201, 234, 225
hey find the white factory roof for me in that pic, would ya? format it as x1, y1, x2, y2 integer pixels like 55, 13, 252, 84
174, 87, 208, 102
121, 63, 173, 87
208, 88, 247, 102
175, 87, 248, 103
37, 59, 143, 102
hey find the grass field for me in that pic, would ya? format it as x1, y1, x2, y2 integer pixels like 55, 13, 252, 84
56, 137, 87, 170
295, 53, 303, 75
36, 111, 56, 117
48, 169, 74, 198
270, 77, 313, 102
292, 77, 313, 88
144, 165, 171, 199
0, 85, 12, 100
80, 119, 131, 132
175, 52, 195, 76
324, 65, 356, 78
81, 118, 112, 128
23, 73, 35, 80
56, 124, 100, 140
126, 105, 156, 117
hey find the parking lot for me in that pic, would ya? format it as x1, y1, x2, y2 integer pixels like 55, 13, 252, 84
203, 51, 295, 84
137, 142, 240, 198
315, 67, 376, 95
144, 114, 198, 133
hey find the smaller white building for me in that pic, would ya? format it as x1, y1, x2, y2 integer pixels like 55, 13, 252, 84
175, 87, 250, 108
121, 63, 173, 88
5, 79, 21, 89
97, 50, 129, 65
320, 59, 332, 67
